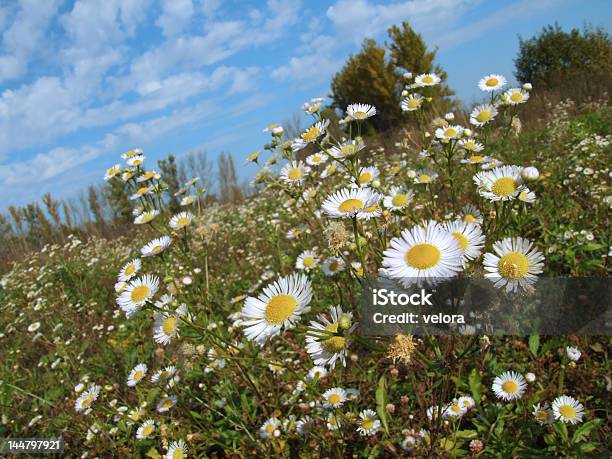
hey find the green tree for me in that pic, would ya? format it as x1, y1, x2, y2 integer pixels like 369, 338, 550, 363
158, 154, 181, 212
105, 178, 132, 225
515, 24, 612, 88
331, 21, 454, 132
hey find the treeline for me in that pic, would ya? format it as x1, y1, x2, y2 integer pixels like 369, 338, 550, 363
0, 151, 249, 271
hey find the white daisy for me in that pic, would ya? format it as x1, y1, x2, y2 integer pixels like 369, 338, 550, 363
566, 346, 581, 361
180, 195, 195, 206
27, 322, 41, 332
127, 363, 148, 387
306, 305, 356, 369
169, 212, 194, 229
443, 221, 485, 262
518, 188, 537, 203
242, 273, 313, 344
122, 148, 143, 160
153, 304, 188, 345
483, 237, 545, 292
117, 275, 160, 318
130, 186, 152, 200
458, 396, 475, 409
356, 409, 381, 436
134, 210, 159, 225
104, 164, 122, 181
286, 226, 304, 239
296, 416, 313, 435
307, 365, 328, 381
280, 161, 310, 185
321, 187, 380, 219
259, 417, 281, 439
521, 166, 540, 181
306, 152, 328, 167
151, 366, 177, 383
382, 223, 464, 282
136, 420, 155, 439
166, 439, 187, 459
74, 385, 101, 413
402, 435, 418, 451
156, 396, 177, 413
445, 401, 467, 417
321, 163, 339, 178
458, 204, 483, 225
296, 250, 319, 271
470, 104, 498, 126
326, 413, 342, 431
141, 236, 172, 257
127, 155, 145, 167
552, 396, 584, 424
322, 256, 345, 276
504, 88, 529, 105
118, 258, 141, 282
414, 169, 438, 185
458, 138, 485, 152
347, 103, 376, 120
414, 73, 441, 87
327, 139, 365, 159
137, 170, 157, 182
435, 124, 464, 140
492, 371, 527, 401
533, 403, 554, 425
478, 74, 506, 92
474, 165, 526, 201
354, 166, 379, 187
322, 387, 347, 408
301, 119, 330, 143
401, 93, 424, 111
383, 186, 414, 211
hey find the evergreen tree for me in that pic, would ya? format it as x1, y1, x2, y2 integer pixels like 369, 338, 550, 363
158, 154, 181, 212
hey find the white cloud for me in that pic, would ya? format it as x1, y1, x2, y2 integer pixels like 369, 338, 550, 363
156, 0, 195, 38
0, 0, 60, 82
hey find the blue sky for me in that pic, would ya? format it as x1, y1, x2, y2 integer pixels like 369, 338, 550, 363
0, 0, 610, 209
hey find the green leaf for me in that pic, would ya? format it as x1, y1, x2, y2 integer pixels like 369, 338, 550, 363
554, 422, 569, 441
468, 368, 482, 403
455, 430, 477, 440
146, 388, 160, 406
375, 375, 389, 435
572, 419, 602, 443
528, 334, 540, 357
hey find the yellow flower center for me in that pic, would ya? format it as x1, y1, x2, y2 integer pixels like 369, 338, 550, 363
535, 410, 549, 422
392, 194, 408, 207
353, 110, 367, 118
323, 323, 346, 352
476, 111, 492, 123
288, 167, 303, 180
265, 423, 275, 434
408, 98, 420, 108
498, 252, 530, 279
131, 285, 150, 303
177, 217, 189, 226
341, 145, 356, 155
463, 214, 476, 223
422, 75, 433, 84
338, 198, 364, 213
510, 92, 524, 102
502, 380, 519, 394
405, 243, 441, 269
327, 393, 341, 405
452, 232, 469, 251
133, 370, 143, 381
362, 418, 374, 430
162, 400, 173, 410
312, 155, 322, 163
142, 424, 154, 436
469, 155, 484, 162
303, 256, 315, 267
451, 404, 461, 413
419, 174, 431, 183
302, 126, 320, 142
125, 264, 136, 276
363, 204, 378, 213
265, 295, 298, 324
486, 77, 499, 87
162, 317, 177, 335
150, 245, 162, 253
81, 398, 92, 408
358, 172, 372, 184
329, 261, 340, 272
444, 128, 458, 138
559, 404, 576, 419
136, 186, 149, 196
173, 448, 184, 459
491, 177, 517, 196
